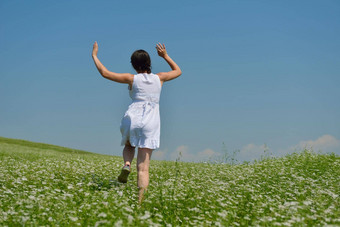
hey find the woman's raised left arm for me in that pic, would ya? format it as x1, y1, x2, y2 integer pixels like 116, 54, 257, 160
92, 41, 133, 84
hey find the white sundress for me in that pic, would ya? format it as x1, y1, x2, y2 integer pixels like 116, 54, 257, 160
120, 73, 162, 149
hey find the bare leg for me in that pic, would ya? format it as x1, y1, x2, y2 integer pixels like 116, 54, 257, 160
137, 148, 153, 203
118, 143, 136, 183
123, 142, 135, 166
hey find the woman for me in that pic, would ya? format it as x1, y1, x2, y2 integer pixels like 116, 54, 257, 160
92, 42, 181, 203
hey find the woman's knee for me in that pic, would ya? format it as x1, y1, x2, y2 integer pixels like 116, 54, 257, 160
124, 141, 135, 150
137, 148, 153, 171
137, 162, 149, 173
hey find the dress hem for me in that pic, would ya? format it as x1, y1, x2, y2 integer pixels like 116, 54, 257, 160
121, 136, 159, 150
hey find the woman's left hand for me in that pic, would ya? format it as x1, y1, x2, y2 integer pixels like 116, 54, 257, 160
92, 41, 98, 57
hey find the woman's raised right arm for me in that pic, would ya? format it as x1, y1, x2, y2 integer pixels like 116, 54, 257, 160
156, 43, 182, 83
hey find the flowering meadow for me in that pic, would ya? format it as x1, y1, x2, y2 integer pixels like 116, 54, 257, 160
0, 137, 339, 226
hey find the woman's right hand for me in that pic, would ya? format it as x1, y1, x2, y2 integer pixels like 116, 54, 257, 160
156, 43, 181, 83
156, 43, 168, 58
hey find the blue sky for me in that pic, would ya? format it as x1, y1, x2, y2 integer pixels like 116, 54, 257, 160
1, 0, 339, 162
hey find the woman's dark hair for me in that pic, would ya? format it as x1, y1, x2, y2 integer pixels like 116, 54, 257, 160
131, 50, 151, 73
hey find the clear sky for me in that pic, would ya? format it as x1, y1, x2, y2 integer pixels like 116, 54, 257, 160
1, 0, 339, 162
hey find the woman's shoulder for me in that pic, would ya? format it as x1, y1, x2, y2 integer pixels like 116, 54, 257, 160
150, 73, 162, 82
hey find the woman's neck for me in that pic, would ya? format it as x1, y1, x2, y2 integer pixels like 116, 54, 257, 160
137, 71, 149, 74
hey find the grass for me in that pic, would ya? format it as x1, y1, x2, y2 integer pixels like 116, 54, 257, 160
0, 136, 339, 226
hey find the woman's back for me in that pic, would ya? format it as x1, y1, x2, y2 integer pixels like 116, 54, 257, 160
129, 73, 162, 104
121, 73, 162, 149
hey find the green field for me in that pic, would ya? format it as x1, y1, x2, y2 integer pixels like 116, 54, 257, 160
0, 137, 339, 226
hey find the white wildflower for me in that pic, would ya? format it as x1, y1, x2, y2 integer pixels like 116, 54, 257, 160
69, 216, 78, 221
114, 220, 123, 227
28, 195, 36, 200
98, 212, 107, 218
140, 211, 151, 220
95, 220, 108, 227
